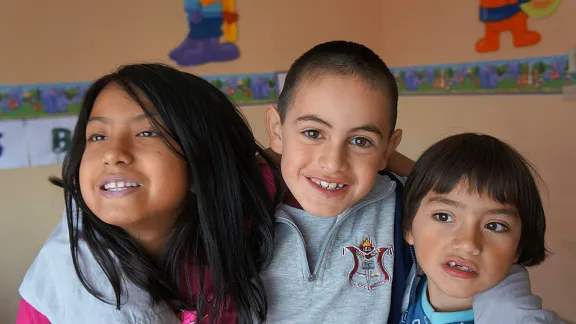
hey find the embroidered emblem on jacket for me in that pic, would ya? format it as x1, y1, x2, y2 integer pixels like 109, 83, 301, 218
342, 236, 393, 291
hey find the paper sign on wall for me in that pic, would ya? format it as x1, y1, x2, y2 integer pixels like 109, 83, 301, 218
0, 120, 29, 169
569, 46, 576, 74
25, 116, 78, 167
276, 72, 287, 96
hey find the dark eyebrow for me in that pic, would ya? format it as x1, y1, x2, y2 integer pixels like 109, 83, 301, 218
428, 196, 467, 209
428, 196, 518, 218
87, 116, 110, 124
482, 207, 518, 218
295, 115, 383, 137
295, 114, 332, 128
87, 113, 153, 124
350, 124, 383, 138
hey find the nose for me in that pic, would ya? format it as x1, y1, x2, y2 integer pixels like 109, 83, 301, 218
101, 139, 134, 166
317, 142, 348, 172
452, 224, 482, 256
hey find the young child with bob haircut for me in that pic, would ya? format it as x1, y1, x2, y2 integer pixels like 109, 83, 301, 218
401, 133, 564, 323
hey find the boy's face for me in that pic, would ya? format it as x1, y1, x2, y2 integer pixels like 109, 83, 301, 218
406, 182, 522, 310
266, 75, 401, 217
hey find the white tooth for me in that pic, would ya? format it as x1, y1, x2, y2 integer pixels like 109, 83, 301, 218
449, 261, 457, 267
337, 184, 344, 189
105, 182, 116, 189
117, 181, 125, 188
320, 181, 329, 188
328, 183, 337, 190
127, 182, 136, 187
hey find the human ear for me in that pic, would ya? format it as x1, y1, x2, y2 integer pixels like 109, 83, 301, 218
265, 105, 284, 154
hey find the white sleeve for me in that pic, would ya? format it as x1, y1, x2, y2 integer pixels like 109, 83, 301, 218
473, 264, 566, 323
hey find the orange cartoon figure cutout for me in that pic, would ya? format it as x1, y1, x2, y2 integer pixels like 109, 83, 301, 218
476, 0, 562, 53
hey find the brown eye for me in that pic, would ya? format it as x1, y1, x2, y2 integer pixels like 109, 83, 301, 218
138, 131, 158, 137
485, 222, 508, 232
350, 137, 373, 148
303, 130, 322, 139
88, 134, 106, 142
433, 213, 454, 222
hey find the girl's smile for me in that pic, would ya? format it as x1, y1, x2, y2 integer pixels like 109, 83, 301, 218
99, 176, 144, 198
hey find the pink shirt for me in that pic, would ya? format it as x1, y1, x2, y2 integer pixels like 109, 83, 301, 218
16, 299, 50, 324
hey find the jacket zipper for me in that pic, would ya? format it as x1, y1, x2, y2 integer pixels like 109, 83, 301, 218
276, 179, 397, 282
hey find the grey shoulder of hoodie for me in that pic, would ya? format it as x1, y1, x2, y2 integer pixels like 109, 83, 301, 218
473, 264, 566, 324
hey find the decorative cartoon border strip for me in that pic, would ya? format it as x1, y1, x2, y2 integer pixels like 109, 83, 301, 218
0, 73, 279, 121
1, 55, 575, 121
392, 55, 574, 96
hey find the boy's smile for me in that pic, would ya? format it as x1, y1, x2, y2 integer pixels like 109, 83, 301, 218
406, 182, 522, 312
266, 75, 401, 217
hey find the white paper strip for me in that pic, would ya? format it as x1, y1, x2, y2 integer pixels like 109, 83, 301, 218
25, 116, 78, 167
276, 72, 287, 96
569, 45, 576, 74
0, 120, 29, 169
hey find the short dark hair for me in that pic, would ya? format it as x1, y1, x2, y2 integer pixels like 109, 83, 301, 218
277, 40, 398, 132
403, 133, 548, 267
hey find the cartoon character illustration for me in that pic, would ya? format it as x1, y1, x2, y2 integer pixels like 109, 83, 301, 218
476, 0, 561, 53
170, 0, 240, 66
1, 88, 23, 110
342, 237, 393, 291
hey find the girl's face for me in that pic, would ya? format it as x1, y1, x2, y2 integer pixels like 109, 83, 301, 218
79, 85, 189, 250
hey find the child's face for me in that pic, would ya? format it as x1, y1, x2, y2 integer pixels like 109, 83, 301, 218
79, 85, 189, 241
267, 75, 401, 217
406, 182, 522, 309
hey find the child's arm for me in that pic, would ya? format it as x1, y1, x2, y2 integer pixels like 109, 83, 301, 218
386, 151, 415, 177
473, 264, 566, 324
16, 299, 52, 324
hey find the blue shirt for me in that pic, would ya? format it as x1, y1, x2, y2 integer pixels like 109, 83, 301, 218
402, 277, 474, 324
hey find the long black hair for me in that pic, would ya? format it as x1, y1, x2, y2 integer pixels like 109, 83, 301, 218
51, 63, 282, 323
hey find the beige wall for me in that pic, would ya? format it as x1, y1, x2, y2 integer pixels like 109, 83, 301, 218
383, 0, 575, 321
0, 0, 573, 322
0, 0, 385, 322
